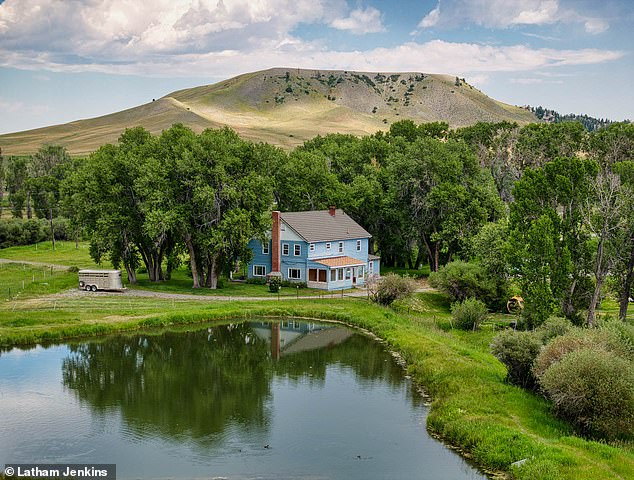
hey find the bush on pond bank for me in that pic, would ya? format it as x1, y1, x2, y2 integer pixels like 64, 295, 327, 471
491, 318, 634, 440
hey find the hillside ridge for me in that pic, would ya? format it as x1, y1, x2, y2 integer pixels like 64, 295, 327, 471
0, 67, 537, 155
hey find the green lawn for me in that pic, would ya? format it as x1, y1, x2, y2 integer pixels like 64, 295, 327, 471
0, 241, 105, 267
0, 262, 77, 301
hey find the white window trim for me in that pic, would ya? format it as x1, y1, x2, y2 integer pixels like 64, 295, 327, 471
356, 240, 361, 251
253, 265, 266, 277
262, 242, 269, 255
294, 244, 301, 256
288, 268, 302, 280
282, 244, 289, 256
338, 241, 344, 253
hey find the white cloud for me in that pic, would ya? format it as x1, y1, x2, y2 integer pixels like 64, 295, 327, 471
0, 1, 623, 80
330, 7, 385, 34
418, 4, 440, 28
584, 18, 608, 34
415, 0, 609, 34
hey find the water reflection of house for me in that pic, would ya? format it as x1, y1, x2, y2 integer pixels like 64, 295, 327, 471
251, 322, 353, 359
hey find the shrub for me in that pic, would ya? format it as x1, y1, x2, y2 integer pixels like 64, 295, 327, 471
268, 276, 281, 293
429, 260, 498, 308
490, 330, 543, 388
539, 348, 634, 439
535, 317, 572, 344
371, 273, 416, 306
281, 280, 307, 288
533, 326, 634, 380
451, 297, 488, 331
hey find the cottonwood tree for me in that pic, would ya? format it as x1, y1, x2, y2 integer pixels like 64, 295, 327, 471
28, 145, 71, 249
583, 170, 625, 326
141, 125, 274, 289
64, 128, 169, 283
510, 157, 598, 325
389, 137, 503, 272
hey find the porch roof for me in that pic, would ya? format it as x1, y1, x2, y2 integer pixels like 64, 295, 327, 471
313, 256, 366, 268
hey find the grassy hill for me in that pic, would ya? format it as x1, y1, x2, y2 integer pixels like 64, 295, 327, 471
0, 67, 537, 155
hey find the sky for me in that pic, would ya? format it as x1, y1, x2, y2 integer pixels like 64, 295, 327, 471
0, 0, 632, 134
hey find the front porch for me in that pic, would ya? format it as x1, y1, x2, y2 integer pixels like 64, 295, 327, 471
307, 256, 366, 290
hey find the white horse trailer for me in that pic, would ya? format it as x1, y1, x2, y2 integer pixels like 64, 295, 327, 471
78, 270, 124, 292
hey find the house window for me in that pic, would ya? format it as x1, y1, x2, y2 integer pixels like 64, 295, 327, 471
294, 244, 301, 256
309, 243, 315, 253
346, 268, 351, 280
337, 268, 344, 281
338, 241, 344, 253
288, 268, 301, 280
262, 242, 269, 255
330, 269, 336, 282
282, 244, 289, 256
253, 265, 266, 277
326, 242, 331, 251
356, 240, 361, 251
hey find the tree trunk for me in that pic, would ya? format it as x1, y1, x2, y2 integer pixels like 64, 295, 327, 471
125, 264, 137, 285
26, 192, 32, 219
184, 233, 200, 289
587, 238, 606, 327
414, 244, 426, 270
421, 234, 436, 272
49, 208, 55, 250
207, 255, 218, 289
619, 239, 634, 321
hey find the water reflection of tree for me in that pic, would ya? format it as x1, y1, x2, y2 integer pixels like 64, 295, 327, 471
62, 323, 272, 444
61, 321, 422, 447
272, 331, 422, 407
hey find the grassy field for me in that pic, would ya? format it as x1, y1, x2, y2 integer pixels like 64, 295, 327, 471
0, 242, 355, 299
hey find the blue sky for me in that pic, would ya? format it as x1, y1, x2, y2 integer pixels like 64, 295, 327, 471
0, 0, 632, 134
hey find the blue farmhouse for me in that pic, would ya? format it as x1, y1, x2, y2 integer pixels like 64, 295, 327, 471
247, 208, 380, 290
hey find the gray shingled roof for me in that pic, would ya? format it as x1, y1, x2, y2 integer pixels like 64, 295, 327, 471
280, 209, 371, 243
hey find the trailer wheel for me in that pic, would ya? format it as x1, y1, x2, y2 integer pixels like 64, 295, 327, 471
90, 285, 98, 292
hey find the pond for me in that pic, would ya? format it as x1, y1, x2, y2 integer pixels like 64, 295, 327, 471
0, 320, 486, 480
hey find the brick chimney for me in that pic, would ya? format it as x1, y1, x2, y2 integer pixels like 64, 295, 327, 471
271, 211, 281, 273
329, 206, 336, 216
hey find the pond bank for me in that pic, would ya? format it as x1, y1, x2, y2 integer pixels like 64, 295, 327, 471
1, 296, 633, 479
